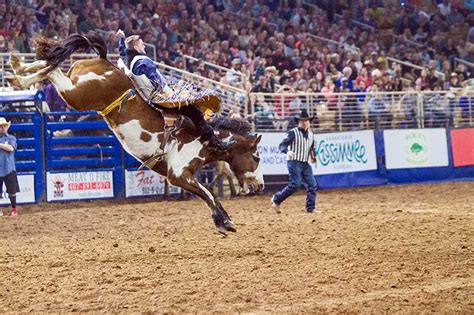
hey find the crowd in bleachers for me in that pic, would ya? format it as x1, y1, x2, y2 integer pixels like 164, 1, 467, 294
1, 0, 473, 94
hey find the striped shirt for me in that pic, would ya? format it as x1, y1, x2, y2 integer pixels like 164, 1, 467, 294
279, 127, 315, 162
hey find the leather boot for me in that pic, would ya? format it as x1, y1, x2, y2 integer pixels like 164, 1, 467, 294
198, 119, 235, 152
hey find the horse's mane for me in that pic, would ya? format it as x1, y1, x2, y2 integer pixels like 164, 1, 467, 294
209, 116, 253, 136
35, 33, 107, 67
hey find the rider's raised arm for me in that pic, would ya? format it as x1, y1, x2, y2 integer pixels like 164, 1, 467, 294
118, 37, 126, 64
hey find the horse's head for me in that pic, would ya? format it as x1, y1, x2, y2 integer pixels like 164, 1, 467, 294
226, 133, 264, 194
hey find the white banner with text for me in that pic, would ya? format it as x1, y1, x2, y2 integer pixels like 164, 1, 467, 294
257, 130, 377, 175
384, 129, 449, 169
46, 171, 114, 201
313, 130, 377, 175
0, 174, 35, 204
125, 170, 180, 197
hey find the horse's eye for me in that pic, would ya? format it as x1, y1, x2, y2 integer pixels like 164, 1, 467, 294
253, 155, 260, 163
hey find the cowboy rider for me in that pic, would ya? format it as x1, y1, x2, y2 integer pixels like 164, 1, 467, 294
116, 29, 233, 152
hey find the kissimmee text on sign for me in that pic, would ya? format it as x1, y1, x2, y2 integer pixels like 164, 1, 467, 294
257, 131, 377, 176
313, 130, 377, 175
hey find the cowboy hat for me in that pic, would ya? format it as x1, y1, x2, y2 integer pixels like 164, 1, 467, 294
0, 117, 10, 126
294, 109, 313, 122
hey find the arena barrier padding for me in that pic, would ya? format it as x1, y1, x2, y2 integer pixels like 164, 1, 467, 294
259, 128, 474, 191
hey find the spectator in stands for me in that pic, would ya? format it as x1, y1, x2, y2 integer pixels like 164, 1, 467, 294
251, 75, 273, 93
437, 0, 451, 17
44, 82, 67, 112
399, 83, 418, 128
447, 72, 463, 90
0, 117, 19, 217
424, 84, 449, 127
368, 84, 392, 129
0, 35, 5, 53
263, 66, 277, 92
225, 58, 243, 87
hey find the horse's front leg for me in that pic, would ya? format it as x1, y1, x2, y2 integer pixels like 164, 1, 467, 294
9, 53, 48, 75
168, 170, 236, 234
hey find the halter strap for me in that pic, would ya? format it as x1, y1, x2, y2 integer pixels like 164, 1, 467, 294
98, 89, 136, 117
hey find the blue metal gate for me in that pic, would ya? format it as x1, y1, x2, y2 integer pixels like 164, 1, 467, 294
43, 111, 123, 200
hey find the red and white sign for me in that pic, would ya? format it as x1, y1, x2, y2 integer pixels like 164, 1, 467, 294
451, 128, 474, 167
46, 171, 114, 201
125, 170, 180, 197
0, 174, 35, 205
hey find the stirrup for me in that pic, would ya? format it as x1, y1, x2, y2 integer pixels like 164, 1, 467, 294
138, 151, 167, 171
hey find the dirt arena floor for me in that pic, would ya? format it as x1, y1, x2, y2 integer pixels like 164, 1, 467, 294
0, 182, 473, 313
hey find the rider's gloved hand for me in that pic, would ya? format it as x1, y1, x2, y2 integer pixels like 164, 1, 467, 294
116, 29, 125, 38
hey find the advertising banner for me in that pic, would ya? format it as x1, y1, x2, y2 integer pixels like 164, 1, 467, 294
257, 130, 377, 175
0, 174, 35, 205
125, 170, 180, 197
46, 171, 114, 201
451, 128, 474, 167
313, 130, 377, 175
257, 132, 291, 175
384, 129, 449, 170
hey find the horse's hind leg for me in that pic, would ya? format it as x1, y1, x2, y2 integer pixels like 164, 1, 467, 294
6, 65, 53, 89
168, 171, 236, 234
9, 53, 48, 75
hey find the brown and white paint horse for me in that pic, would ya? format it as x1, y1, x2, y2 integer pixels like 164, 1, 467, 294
8, 34, 264, 234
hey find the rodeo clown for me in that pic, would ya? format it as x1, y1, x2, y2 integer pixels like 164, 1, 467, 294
272, 109, 317, 213
115, 29, 234, 153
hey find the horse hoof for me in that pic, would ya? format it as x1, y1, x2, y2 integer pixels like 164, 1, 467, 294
9, 53, 22, 74
216, 225, 228, 236
5, 75, 22, 89
224, 220, 237, 232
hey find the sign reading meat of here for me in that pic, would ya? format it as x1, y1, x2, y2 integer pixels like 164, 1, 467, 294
125, 170, 180, 197
384, 129, 449, 170
46, 171, 114, 201
451, 128, 474, 167
313, 130, 377, 175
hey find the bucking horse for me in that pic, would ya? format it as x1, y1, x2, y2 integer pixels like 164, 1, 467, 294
7, 33, 264, 234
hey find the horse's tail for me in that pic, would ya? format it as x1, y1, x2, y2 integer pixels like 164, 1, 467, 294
35, 33, 107, 67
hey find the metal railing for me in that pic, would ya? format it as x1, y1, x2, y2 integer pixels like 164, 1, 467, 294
385, 57, 446, 81
306, 33, 360, 53
250, 90, 473, 132
181, 54, 249, 88
454, 58, 474, 71
154, 61, 248, 117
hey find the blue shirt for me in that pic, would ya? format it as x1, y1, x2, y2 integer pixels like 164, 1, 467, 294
0, 133, 17, 177
118, 38, 167, 89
